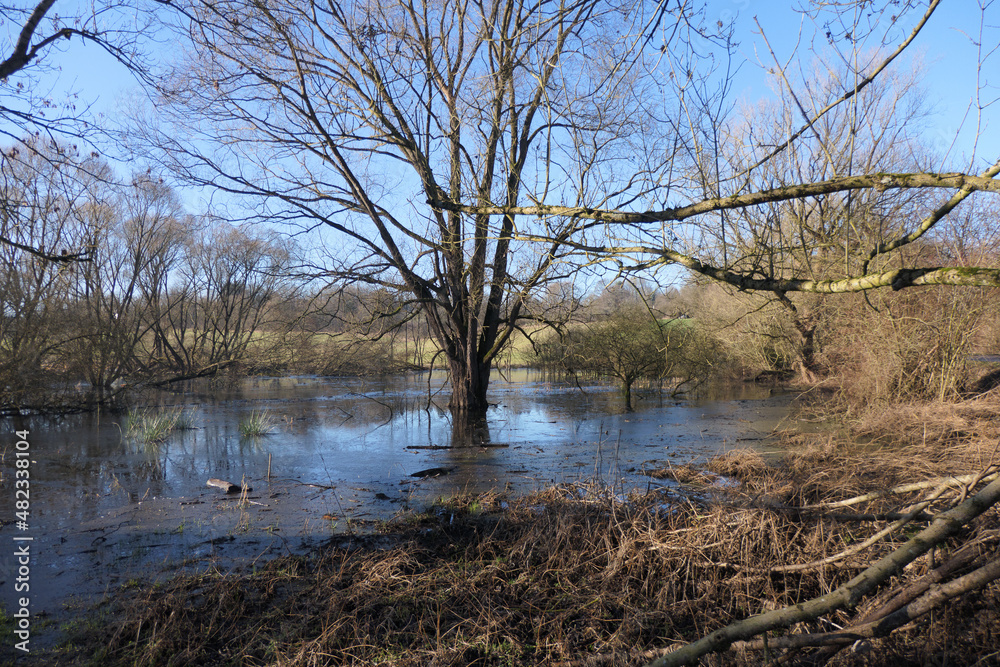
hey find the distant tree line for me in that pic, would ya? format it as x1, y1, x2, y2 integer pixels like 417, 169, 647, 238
4, 137, 997, 416
0, 140, 292, 413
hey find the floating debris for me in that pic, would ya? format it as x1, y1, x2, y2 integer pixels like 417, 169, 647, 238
206, 478, 252, 494
410, 466, 455, 478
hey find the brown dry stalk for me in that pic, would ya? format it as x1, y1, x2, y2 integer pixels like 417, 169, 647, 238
644, 475, 1000, 667
715, 477, 958, 574
800, 470, 1000, 510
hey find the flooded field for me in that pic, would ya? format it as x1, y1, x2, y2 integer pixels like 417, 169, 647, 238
0, 370, 792, 650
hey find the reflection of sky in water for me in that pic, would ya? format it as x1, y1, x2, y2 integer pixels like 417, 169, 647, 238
5, 371, 789, 529
0, 371, 791, 628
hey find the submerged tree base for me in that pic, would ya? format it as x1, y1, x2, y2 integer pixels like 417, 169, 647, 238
53, 397, 1000, 666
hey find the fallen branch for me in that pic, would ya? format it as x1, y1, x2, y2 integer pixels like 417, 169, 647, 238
798, 529, 1000, 664
800, 470, 999, 510
146, 360, 238, 387
551, 534, 999, 666
804, 509, 935, 522
731, 554, 1000, 653
854, 529, 999, 624
643, 475, 1000, 667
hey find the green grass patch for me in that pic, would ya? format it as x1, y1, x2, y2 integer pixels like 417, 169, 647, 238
123, 407, 190, 445
239, 409, 274, 438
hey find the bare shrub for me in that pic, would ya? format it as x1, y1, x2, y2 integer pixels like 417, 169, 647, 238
819, 285, 991, 411
678, 281, 799, 380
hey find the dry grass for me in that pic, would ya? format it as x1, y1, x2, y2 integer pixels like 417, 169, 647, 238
61, 399, 1000, 667
70, 489, 836, 666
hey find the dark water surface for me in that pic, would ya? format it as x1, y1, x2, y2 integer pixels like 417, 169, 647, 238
0, 371, 792, 651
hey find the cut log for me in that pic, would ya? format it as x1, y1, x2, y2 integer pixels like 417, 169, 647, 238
207, 478, 250, 493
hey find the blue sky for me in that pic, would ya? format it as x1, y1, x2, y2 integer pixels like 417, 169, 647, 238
1, 0, 994, 296
9, 0, 1000, 194
711, 0, 998, 167
36, 0, 996, 164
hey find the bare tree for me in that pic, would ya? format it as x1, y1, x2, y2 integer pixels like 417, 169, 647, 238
0, 143, 289, 411
681, 61, 947, 383
0, 138, 88, 411
141, 0, 728, 417
139, 0, 1000, 416
62, 173, 192, 394
440, 1, 1000, 297
1, 0, 155, 261
143, 219, 291, 376
191, 222, 291, 368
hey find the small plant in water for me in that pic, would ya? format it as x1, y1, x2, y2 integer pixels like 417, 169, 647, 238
171, 409, 196, 431
124, 408, 187, 445
239, 409, 274, 438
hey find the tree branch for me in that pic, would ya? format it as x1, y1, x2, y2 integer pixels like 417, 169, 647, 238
0, 0, 59, 79
430, 170, 1000, 224
643, 475, 1000, 667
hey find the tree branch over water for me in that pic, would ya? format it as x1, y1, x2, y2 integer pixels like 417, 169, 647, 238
430, 161, 1000, 292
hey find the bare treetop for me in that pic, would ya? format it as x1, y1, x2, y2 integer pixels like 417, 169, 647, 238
134, 0, 1000, 415
140, 0, 734, 415
1, 0, 157, 262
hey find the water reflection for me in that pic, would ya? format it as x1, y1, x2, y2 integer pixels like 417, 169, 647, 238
0, 370, 792, 627
5, 372, 790, 508
446, 412, 492, 446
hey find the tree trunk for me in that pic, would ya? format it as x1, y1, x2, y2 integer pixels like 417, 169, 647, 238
793, 316, 819, 384
622, 380, 634, 412
775, 292, 821, 384
448, 356, 492, 417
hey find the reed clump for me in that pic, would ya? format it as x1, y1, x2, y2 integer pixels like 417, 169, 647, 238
238, 408, 275, 437
122, 407, 192, 445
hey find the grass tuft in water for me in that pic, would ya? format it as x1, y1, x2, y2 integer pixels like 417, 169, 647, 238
239, 409, 274, 438
123, 408, 188, 445
171, 409, 196, 431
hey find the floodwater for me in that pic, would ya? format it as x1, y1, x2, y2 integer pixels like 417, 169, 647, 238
0, 370, 792, 652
